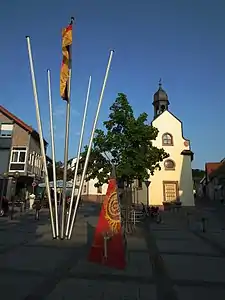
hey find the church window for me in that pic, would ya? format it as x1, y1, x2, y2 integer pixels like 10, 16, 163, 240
162, 133, 173, 146
164, 159, 175, 170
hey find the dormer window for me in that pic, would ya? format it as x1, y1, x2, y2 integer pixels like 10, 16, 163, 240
162, 133, 173, 146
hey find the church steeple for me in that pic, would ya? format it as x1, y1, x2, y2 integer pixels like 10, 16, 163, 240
153, 79, 170, 118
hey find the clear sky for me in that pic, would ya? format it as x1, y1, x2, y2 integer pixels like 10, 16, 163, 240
1, 0, 225, 170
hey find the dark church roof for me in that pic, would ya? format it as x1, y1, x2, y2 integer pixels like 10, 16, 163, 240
153, 81, 168, 103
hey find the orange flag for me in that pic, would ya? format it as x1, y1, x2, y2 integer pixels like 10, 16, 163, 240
88, 178, 126, 270
60, 21, 73, 101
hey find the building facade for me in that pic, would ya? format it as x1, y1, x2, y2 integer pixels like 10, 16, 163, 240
134, 83, 195, 207
0, 105, 48, 200
67, 157, 108, 202
200, 161, 225, 202
148, 83, 194, 206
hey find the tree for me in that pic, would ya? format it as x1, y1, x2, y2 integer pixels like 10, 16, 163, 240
192, 169, 205, 179
81, 93, 169, 187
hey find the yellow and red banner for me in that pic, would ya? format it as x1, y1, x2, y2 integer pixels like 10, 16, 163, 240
60, 23, 73, 101
88, 178, 126, 270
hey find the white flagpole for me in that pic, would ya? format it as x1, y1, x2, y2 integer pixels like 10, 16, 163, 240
68, 50, 114, 239
47, 69, 59, 238
26, 36, 56, 239
60, 69, 72, 239
65, 75, 92, 237
61, 17, 74, 239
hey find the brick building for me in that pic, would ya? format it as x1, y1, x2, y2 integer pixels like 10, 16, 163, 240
0, 105, 49, 200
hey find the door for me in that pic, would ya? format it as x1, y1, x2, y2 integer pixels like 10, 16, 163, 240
163, 181, 179, 202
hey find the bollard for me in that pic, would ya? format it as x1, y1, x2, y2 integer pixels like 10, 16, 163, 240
186, 212, 191, 228
201, 217, 207, 233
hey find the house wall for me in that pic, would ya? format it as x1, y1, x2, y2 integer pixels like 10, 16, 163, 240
11, 124, 29, 148
149, 111, 194, 206
0, 113, 13, 175
0, 112, 12, 124
0, 112, 30, 176
67, 157, 108, 201
27, 136, 43, 178
87, 178, 108, 195
206, 178, 217, 201
0, 110, 31, 148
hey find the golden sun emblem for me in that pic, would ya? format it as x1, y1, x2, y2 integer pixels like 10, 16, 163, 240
104, 191, 121, 233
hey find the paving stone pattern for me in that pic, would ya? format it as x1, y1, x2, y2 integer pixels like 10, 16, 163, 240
0, 204, 225, 299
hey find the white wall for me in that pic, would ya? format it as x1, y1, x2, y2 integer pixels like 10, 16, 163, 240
149, 111, 195, 206
87, 178, 108, 195
67, 157, 108, 196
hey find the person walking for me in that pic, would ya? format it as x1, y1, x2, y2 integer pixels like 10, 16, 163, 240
35, 200, 41, 220
29, 193, 35, 210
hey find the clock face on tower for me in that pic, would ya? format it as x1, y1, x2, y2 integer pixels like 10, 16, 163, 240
184, 140, 189, 147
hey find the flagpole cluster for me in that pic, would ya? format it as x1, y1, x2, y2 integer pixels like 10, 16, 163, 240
26, 18, 114, 241
67, 50, 114, 239
65, 75, 92, 237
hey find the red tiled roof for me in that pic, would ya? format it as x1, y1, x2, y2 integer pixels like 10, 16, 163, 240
0, 105, 33, 133
205, 162, 222, 175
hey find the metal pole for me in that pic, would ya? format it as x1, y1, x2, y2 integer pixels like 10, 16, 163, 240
60, 68, 72, 239
26, 36, 56, 239
67, 50, 114, 239
60, 17, 74, 239
65, 75, 92, 237
146, 186, 149, 206
47, 69, 59, 238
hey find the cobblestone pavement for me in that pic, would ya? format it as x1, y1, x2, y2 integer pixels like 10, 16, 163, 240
0, 203, 225, 299
147, 209, 225, 300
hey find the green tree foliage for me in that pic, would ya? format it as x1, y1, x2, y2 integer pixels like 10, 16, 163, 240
81, 93, 169, 186
192, 169, 205, 179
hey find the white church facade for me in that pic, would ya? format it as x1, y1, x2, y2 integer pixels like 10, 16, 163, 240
146, 82, 195, 207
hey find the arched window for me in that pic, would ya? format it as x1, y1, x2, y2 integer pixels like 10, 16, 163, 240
162, 133, 173, 146
164, 159, 175, 170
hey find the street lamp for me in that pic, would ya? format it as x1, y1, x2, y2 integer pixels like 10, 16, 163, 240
11, 171, 20, 219
144, 179, 151, 207
0, 172, 8, 217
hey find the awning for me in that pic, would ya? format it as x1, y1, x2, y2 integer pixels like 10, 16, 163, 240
38, 180, 76, 188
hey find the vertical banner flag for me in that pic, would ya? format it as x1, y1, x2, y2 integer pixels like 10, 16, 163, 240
60, 21, 73, 100
88, 178, 126, 270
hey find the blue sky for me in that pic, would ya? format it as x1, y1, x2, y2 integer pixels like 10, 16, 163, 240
1, 0, 225, 170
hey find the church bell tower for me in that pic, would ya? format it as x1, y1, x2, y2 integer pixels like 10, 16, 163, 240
153, 79, 170, 118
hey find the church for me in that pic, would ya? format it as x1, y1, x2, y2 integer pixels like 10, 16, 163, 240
147, 81, 195, 207
133, 82, 195, 207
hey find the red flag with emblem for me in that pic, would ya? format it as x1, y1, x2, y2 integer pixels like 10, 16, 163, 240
88, 178, 126, 269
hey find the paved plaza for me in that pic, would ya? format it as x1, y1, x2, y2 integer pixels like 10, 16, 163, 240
0, 203, 225, 299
